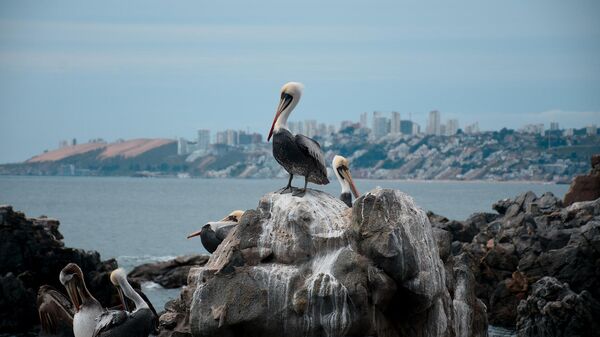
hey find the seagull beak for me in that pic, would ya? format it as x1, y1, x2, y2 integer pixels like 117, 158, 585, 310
268, 93, 293, 141
187, 229, 202, 239
340, 167, 359, 198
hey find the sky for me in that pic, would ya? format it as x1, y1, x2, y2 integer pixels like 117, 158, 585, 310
1, 0, 599, 163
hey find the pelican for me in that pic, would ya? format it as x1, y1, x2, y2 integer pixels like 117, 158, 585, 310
267, 82, 329, 197
187, 210, 244, 253
59, 263, 103, 337
37, 285, 75, 337
92, 268, 156, 337
332, 155, 359, 207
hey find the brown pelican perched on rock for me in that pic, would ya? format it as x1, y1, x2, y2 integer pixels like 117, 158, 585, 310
59, 263, 103, 337
332, 155, 360, 207
267, 82, 329, 196
92, 268, 156, 337
37, 285, 75, 337
187, 210, 244, 253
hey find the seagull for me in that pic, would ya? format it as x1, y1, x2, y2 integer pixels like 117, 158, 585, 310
59, 263, 104, 337
37, 285, 75, 337
187, 210, 244, 253
92, 268, 156, 337
332, 155, 360, 207
267, 82, 329, 197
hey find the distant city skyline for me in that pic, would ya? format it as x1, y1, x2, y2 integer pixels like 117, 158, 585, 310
1, 0, 600, 163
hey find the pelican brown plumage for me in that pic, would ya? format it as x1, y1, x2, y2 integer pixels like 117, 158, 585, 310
187, 210, 244, 253
37, 285, 75, 337
92, 268, 156, 337
267, 82, 329, 197
332, 155, 359, 207
59, 263, 103, 337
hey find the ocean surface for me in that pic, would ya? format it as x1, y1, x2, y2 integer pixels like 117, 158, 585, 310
0, 176, 569, 335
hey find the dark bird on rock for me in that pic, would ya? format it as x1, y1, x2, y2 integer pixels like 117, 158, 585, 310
37, 285, 75, 337
267, 82, 329, 197
332, 155, 360, 207
59, 263, 104, 337
92, 268, 156, 337
187, 210, 244, 253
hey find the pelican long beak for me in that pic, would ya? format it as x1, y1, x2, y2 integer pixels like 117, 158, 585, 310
116, 286, 130, 312
187, 229, 202, 239
268, 93, 293, 141
340, 167, 359, 198
66, 282, 80, 312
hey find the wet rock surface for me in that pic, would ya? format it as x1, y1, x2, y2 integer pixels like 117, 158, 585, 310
429, 190, 600, 330
516, 277, 600, 337
160, 188, 488, 337
128, 255, 210, 289
0, 205, 121, 333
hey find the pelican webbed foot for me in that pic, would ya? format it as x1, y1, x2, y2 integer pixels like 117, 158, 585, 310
279, 186, 294, 194
292, 188, 306, 197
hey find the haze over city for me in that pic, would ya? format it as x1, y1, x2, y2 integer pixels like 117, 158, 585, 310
1, 0, 599, 163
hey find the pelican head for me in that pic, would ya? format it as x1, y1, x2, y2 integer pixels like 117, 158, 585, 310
220, 210, 244, 222
110, 268, 130, 312
333, 155, 359, 199
268, 82, 304, 141
59, 263, 86, 311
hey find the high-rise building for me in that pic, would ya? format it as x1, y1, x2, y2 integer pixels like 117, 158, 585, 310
520, 124, 544, 135
445, 119, 459, 136
426, 110, 441, 135
550, 122, 559, 131
412, 122, 421, 135
304, 120, 317, 138
360, 112, 368, 129
225, 129, 238, 146
197, 129, 210, 149
586, 125, 597, 136
372, 116, 391, 140
177, 137, 189, 155
215, 131, 227, 144
400, 120, 414, 135
464, 122, 480, 134
391, 111, 401, 134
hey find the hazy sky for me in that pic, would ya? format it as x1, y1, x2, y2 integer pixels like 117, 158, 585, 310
1, 0, 599, 163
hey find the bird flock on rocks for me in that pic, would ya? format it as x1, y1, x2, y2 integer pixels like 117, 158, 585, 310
37, 82, 360, 337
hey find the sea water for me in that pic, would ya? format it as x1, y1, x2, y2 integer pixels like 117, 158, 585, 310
0, 176, 568, 335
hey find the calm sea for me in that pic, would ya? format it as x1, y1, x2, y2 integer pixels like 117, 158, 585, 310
0, 176, 568, 335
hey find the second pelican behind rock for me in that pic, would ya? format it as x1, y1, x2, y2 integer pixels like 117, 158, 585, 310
332, 155, 359, 207
187, 210, 244, 253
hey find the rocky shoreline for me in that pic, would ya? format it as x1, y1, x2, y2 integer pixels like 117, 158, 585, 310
1, 157, 598, 337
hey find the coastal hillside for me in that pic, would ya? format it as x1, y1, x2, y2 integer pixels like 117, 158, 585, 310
0, 130, 597, 182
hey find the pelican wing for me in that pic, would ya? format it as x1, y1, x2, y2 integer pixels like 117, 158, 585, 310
37, 285, 74, 335
93, 310, 128, 337
215, 224, 236, 241
294, 134, 327, 175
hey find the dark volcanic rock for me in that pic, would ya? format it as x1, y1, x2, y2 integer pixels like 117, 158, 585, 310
0, 205, 120, 333
159, 189, 488, 337
448, 190, 600, 329
516, 277, 600, 337
128, 255, 209, 289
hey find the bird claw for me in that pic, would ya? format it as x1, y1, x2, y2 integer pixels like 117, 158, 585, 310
292, 189, 306, 197
279, 186, 293, 194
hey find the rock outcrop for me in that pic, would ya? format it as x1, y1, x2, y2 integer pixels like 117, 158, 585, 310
0, 205, 121, 333
128, 255, 209, 289
516, 277, 600, 337
429, 191, 600, 329
158, 188, 487, 337
563, 154, 600, 206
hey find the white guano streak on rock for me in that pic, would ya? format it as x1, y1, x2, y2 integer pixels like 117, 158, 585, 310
304, 247, 352, 337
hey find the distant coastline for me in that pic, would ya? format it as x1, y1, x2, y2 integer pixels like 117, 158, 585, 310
1, 129, 597, 183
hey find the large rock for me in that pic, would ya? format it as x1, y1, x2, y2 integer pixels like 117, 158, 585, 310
442, 191, 600, 329
128, 255, 209, 289
0, 205, 121, 333
563, 154, 600, 206
516, 277, 600, 337
159, 188, 487, 337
